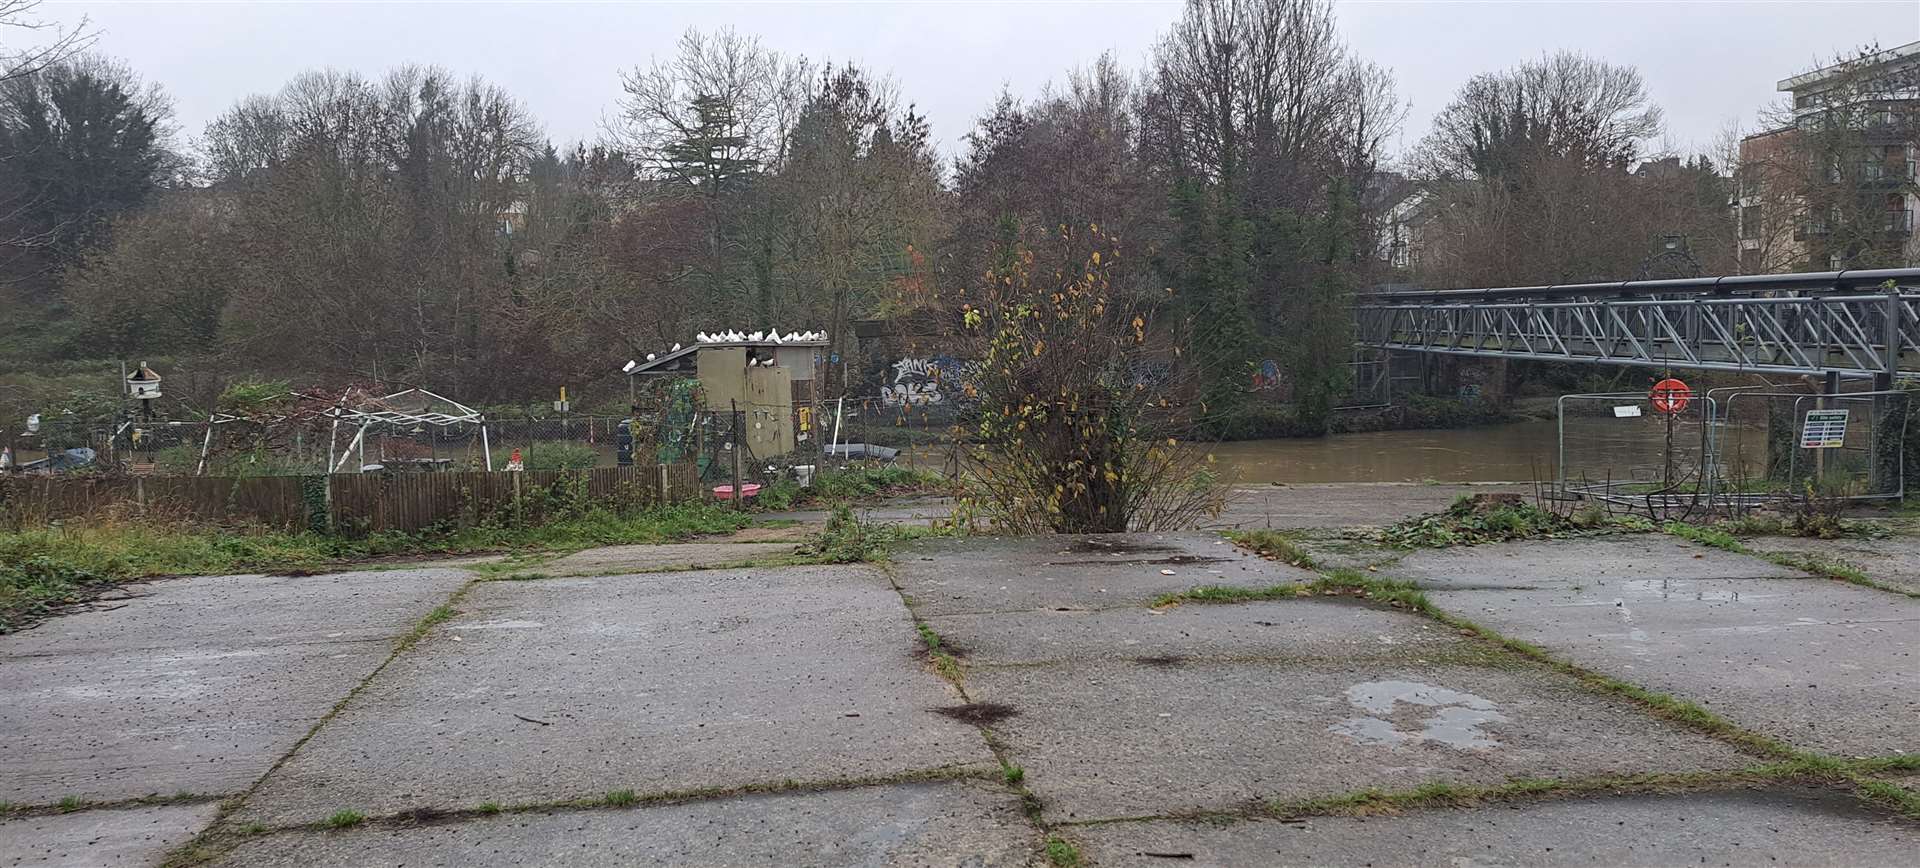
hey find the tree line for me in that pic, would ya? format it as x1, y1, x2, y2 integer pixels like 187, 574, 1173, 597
2, 0, 1805, 434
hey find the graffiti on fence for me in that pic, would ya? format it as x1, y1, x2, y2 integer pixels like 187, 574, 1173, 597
882, 356, 980, 406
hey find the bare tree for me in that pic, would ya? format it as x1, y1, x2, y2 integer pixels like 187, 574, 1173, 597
0, 0, 92, 84
1746, 45, 1920, 270
1415, 51, 1663, 182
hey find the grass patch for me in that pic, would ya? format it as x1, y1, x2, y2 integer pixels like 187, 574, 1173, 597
604, 789, 637, 807
1044, 836, 1081, 867
1853, 777, 1920, 818
56, 796, 81, 813
323, 809, 364, 829
1002, 763, 1026, 785
477, 802, 502, 814
0, 502, 751, 633
797, 505, 951, 564
1224, 529, 1318, 569
1663, 521, 1743, 552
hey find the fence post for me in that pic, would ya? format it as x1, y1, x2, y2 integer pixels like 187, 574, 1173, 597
657, 463, 669, 505
134, 476, 145, 518
511, 468, 524, 526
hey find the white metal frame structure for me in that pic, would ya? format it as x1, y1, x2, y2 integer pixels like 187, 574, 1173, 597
325, 388, 490, 474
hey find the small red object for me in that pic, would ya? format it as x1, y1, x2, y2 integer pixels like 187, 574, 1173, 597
711, 484, 762, 500
1650, 378, 1691, 414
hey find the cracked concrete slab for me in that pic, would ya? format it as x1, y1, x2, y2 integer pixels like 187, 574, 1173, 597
1432, 576, 1920, 756
543, 541, 798, 574
894, 534, 1312, 615
1212, 483, 1530, 530
235, 565, 993, 826
215, 782, 1034, 867
1073, 786, 1920, 867
1390, 536, 1804, 590
966, 659, 1749, 823
0, 569, 472, 805
1744, 534, 1920, 594
0, 802, 219, 867
930, 599, 1463, 667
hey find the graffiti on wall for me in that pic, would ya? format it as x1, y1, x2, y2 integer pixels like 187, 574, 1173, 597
882, 356, 981, 406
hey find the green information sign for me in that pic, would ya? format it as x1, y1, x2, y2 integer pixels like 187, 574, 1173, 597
1801, 409, 1849, 449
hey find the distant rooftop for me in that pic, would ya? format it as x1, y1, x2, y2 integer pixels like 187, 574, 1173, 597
1778, 40, 1920, 92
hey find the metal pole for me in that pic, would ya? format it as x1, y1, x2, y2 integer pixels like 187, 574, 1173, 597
195, 414, 216, 477
480, 421, 492, 470
730, 399, 744, 511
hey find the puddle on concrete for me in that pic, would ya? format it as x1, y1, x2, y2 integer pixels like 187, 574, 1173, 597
1329, 680, 1508, 749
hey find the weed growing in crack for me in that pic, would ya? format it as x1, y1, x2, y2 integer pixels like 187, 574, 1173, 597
1002, 764, 1026, 785
56, 796, 81, 813
1045, 836, 1082, 867
1225, 529, 1319, 569
604, 790, 637, 807
477, 802, 502, 814
324, 810, 364, 829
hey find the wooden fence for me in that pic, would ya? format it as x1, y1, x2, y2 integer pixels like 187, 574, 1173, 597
0, 464, 704, 534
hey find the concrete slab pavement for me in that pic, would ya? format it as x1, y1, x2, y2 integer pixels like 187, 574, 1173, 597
1390, 536, 1804, 590
0, 802, 220, 867
0, 568, 472, 805
234, 565, 994, 826
1744, 534, 1920, 595
894, 534, 1312, 616
543, 541, 798, 574
1434, 575, 1920, 756
214, 782, 1035, 867
965, 659, 1750, 822
1072, 787, 1920, 867
929, 599, 1462, 666
1212, 483, 1529, 530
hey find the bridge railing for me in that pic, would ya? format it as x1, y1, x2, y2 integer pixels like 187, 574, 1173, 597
1356, 268, 1920, 380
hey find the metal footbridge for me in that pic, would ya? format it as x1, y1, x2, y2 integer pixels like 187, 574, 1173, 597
1356, 268, 1920, 384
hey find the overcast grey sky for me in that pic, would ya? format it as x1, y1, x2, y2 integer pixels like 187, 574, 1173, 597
54, 0, 1920, 168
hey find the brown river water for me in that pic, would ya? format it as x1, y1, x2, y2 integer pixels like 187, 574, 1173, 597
906, 417, 1770, 485
1206, 417, 1769, 485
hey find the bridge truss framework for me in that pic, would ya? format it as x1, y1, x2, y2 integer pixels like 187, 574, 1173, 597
1357, 268, 1920, 384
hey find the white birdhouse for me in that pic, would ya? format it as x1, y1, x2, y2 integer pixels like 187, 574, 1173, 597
126, 362, 162, 400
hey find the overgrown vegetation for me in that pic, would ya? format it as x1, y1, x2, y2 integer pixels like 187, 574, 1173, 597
1379, 494, 1650, 549
945, 227, 1223, 533
796, 505, 932, 564
0, 503, 749, 632
755, 465, 952, 511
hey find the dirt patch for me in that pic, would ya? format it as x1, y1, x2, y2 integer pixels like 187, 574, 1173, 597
725, 526, 816, 543
1045, 555, 1229, 567
931, 702, 1020, 726
394, 806, 459, 826
1066, 538, 1178, 555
